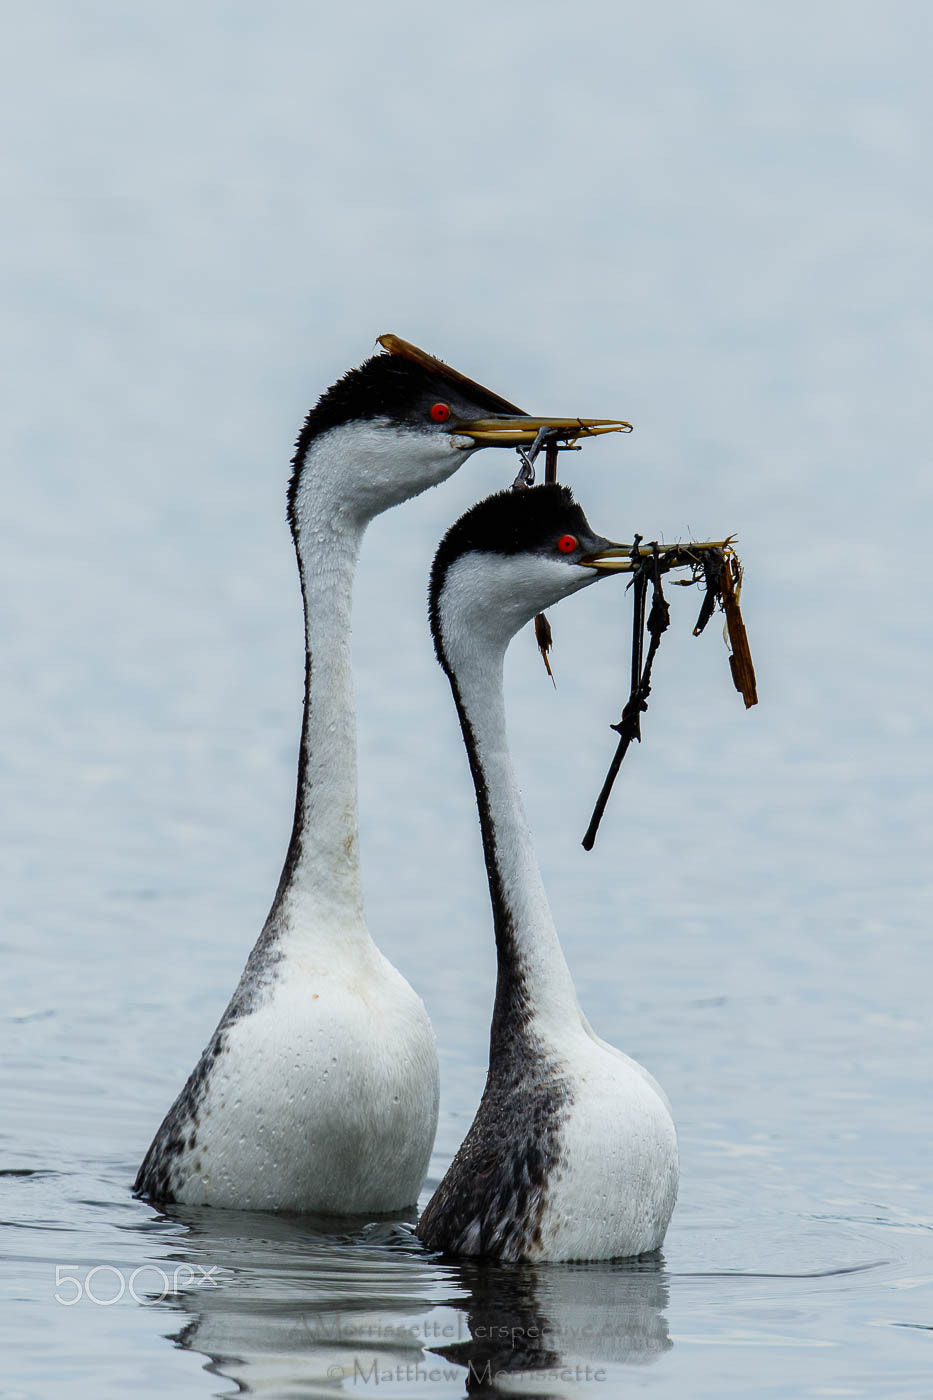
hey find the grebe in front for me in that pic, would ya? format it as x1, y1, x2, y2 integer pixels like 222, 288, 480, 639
418, 484, 679, 1260
135, 339, 605, 1214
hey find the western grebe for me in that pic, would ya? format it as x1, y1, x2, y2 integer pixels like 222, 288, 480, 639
419, 484, 678, 1260
135, 340, 612, 1214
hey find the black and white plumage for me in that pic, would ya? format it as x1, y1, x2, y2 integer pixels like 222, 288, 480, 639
418, 485, 679, 1261
134, 341, 563, 1215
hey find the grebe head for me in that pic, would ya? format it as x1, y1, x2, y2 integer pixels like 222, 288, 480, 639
429, 484, 623, 662
288, 342, 533, 529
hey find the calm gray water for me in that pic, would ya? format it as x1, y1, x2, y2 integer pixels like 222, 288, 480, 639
3, 2, 932, 1395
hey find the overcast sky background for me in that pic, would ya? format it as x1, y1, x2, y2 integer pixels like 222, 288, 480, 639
2, 0, 930, 1108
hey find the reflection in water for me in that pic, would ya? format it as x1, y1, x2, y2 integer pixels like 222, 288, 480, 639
138, 1205, 671, 1396
429, 1262, 562, 1392
429, 1258, 671, 1395
144, 1204, 440, 1394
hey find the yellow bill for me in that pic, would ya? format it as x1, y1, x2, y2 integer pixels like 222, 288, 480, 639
580, 539, 736, 572
453, 417, 633, 447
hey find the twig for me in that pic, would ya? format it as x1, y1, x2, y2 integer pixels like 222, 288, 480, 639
534, 612, 556, 687
582, 540, 756, 850
721, 555, 758, 707
582, 538, 673, 850
529, 435, 564, 670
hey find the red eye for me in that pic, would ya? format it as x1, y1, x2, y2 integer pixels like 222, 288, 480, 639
557, 534, 578, 554
430, 402, 451, 423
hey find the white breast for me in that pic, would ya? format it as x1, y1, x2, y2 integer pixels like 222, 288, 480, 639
166, 949, 439, 1214
533, 1029, 679, 1262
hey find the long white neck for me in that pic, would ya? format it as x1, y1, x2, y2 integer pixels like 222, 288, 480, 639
275, 420, 470, 953
274, 477, 370, 950
445, 637, 585, 1050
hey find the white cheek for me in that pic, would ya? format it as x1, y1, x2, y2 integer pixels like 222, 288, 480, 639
296, 420, 466, 520
439, 552, 596, 658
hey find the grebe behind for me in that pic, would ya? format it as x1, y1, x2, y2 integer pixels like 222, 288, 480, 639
135, 344, 601, 1215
